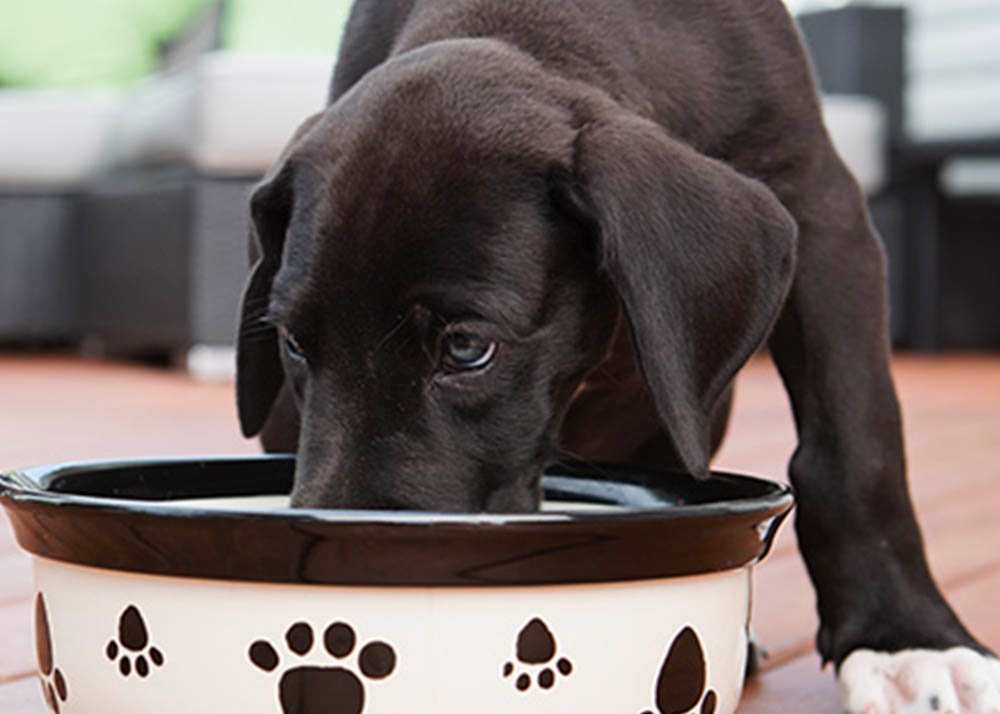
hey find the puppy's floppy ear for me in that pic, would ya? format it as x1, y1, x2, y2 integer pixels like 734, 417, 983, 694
236, 113, 322, 438
236, 170, 292, 437
569, 110, 797, 477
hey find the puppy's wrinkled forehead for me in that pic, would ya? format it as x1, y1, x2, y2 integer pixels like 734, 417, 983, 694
274, 41, 579, 328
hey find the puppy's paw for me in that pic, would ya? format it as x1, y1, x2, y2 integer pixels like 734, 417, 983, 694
839, 647, 1000, 714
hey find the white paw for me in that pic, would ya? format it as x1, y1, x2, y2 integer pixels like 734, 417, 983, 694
839, 647, 1000, 714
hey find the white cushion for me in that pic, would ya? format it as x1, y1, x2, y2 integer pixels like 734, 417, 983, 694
101, 69, 198, 168
104, 51, 333, 175
0, 90, 123, 189
76, 55, 890, 196
821, 94, 888, 195
903, 8, 1000, 141
941, 159, 1000, 196
907, 78, 1000, 142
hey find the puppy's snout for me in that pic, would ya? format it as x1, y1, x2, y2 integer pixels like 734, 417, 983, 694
289, 459, 543, 513
288, 464, 432, 511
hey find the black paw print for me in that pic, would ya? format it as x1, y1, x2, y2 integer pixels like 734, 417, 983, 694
106, 605, 165, 677
640, 626, 717, 714
249, 620, 397, 714
503, 617, 573, 692
35, 593, 68, 713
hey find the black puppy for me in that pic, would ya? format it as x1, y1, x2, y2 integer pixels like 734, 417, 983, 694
236, 0, 999, 710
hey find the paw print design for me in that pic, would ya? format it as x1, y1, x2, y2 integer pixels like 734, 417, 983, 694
106, 605, 165, 678
502, 617, 574, 692
249, 620, 397, 714
35, 593, 69, 713
640, 626, 717, 714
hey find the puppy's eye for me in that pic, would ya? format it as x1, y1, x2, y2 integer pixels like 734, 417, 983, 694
279, 326, 306, 361
442, 332, 497, 371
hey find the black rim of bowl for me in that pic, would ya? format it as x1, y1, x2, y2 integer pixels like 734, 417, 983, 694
0, 456, 793, 586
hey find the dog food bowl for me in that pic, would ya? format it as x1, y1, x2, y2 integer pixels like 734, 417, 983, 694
1, 456, 792, 714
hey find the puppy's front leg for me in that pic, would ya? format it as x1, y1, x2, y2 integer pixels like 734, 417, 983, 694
767, 145, 998, 711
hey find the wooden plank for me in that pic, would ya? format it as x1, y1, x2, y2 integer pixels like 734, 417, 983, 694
0, 551, 32, 606
714, 353, 1000, 669
0, 356, 256, 469
749, 476, 1000, 669
947, 566, 1000, 646
0, 676, 44, 714
751, 548, 819, 668
920, 480, 1000, 585
738, 654, 840, 714
739, 567, 1000, 713
713, 353, 796, 486
0, 355, 996, 713
0, 599, 34, 683
2, 509, 20, 556
715, 354, 1000, 503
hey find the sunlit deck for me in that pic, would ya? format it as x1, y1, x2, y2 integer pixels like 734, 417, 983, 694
1, 353, 997, 712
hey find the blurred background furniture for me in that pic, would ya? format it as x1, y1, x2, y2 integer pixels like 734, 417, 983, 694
0, 90, 121, 344
79, 0, 349, 378
0, 0, 349, 378
0, 0, 208, 347
798, 1, 1000, 350
2, 1, 996, 370
82, 55, 332, 374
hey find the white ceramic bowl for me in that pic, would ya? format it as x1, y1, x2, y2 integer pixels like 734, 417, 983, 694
1, 457, 792, 714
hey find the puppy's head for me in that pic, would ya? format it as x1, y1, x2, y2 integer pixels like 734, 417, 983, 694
237, 40, 796, 512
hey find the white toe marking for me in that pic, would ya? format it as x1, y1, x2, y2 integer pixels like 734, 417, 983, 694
948, 649, 1000, 713
840, 650, 893, 714
839, 648, 1000, 714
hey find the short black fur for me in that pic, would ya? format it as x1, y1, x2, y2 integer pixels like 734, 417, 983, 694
235, 0, 988, 671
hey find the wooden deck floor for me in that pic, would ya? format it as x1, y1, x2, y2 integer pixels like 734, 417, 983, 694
1, 353, 998, 712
